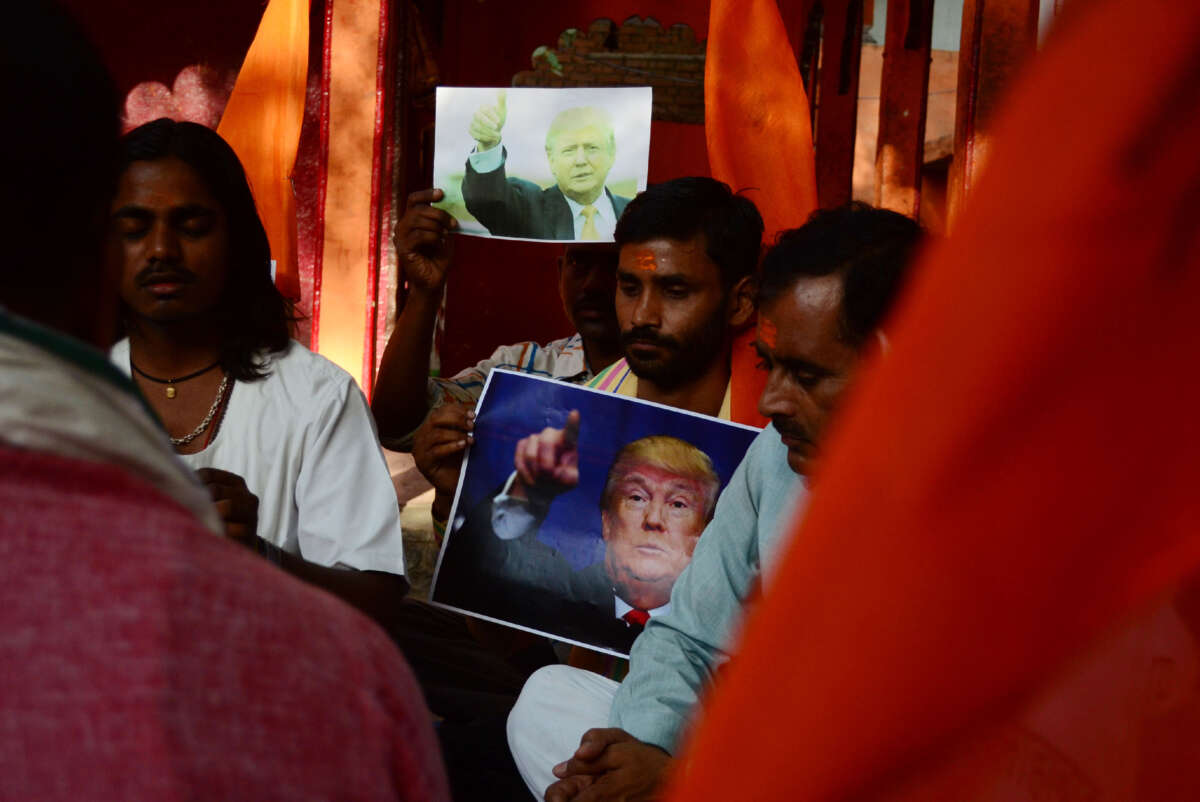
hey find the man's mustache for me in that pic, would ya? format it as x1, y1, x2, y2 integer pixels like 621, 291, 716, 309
135, 262, 197, 287
773, 417, 811, 444
621, 326, 681, 353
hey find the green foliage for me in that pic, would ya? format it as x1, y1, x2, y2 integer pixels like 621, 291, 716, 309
531, 45, 564, 76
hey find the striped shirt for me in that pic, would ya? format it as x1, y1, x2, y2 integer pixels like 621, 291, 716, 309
384, 335, 592, 450
587, 358, 733, 420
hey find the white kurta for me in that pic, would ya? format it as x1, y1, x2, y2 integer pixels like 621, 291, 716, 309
112, 339, 405, 574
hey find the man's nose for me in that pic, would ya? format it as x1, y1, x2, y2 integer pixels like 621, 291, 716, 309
148, 223, 181, 263
757, 372, 796, 421
573, 147, 588, 165
642, 500, 665, 531
630, 290, 661, 328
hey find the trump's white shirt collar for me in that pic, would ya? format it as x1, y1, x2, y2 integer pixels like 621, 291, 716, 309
614, 595, 670, 621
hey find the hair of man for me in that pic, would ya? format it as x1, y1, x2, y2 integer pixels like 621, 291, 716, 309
544, 106, 616, 155
0, 0, 120, 343
758, 202, 924, 347
614, 176, 764, 291
118, 118, 296, 381
599, 435, 721, 522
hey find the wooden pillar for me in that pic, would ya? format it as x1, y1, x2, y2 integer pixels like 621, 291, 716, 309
313, 0, 394, 392
947, 0, 1039, 228
814, 0, 865, 209
369, 1, 403, 393
873, 0, 935, 218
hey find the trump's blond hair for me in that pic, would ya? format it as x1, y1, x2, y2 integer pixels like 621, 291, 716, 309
545, 106, 616, 155
600, 436, 721, 521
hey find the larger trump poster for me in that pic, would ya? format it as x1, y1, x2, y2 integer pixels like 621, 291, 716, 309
432, 86, 653, 243
431, 370, 759, 657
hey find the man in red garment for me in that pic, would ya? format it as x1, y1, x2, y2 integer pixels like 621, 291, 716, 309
662, 1, 1200, 800
0, 4, 448, 799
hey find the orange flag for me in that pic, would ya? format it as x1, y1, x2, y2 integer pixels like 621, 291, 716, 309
217, 0, 309, 300
705, 0, 819, 427
667, 0, 1200, 799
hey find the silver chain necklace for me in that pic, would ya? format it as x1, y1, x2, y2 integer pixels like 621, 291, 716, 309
171, 373, 230, 447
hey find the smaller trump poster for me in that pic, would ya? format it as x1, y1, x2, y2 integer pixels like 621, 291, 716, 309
432, 86, 653, 243
431, 370, 759, 657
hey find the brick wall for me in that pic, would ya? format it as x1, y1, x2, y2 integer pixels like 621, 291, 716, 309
513, 17, 705, 125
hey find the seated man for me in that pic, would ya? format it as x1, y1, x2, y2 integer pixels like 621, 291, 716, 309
424, 177, 762, 673
371, 187, 621, 457
463, 93, 630, 240
588, 176, 760, 419
506, 203, 924, 800
409, 176, 764, 515
107, 118, 408, 623
435, 413, 720, 654
0, 3, 447, 799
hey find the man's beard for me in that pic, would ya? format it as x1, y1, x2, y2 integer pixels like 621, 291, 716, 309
620, 305, 728, 391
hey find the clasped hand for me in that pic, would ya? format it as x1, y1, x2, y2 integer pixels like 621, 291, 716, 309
195, 467, 259, 542
544, 728, 673, 802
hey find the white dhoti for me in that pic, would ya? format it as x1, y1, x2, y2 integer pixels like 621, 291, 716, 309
506, 664, 620, 799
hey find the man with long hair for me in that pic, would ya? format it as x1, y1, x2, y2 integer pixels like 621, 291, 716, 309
108, 118, 408, 621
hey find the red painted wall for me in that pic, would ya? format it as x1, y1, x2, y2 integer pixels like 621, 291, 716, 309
62, 1, 260, 105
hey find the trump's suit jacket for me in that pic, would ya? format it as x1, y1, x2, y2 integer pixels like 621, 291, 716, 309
461, 149, 631, 240
433, 490, 642, 655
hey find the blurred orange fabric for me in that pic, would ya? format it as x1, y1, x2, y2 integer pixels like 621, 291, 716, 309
706, 0, 819, 427
667, 0, 1200, 799
217, 0, 309, 300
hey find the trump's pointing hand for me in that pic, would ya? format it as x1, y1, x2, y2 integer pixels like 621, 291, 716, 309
469, 89, 507, 152
511, 409, 580, 500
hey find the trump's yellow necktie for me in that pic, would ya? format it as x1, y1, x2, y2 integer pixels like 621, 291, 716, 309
580, 205, 599, 240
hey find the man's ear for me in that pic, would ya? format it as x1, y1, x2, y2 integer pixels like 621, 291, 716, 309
727, 275, 756, 329
600, 509, 613, 542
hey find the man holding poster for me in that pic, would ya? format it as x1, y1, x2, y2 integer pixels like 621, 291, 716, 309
462, 91, 632, 240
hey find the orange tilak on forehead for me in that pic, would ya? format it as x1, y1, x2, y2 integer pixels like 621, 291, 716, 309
758, 316, 779, 349
632, 249, 658, 272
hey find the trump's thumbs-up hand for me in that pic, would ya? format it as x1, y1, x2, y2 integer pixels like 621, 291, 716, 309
469, 89, 507, 152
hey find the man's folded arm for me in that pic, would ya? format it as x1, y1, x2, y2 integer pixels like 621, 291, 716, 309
290, 379, 411, 615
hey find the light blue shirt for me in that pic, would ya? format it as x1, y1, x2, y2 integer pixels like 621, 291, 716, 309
609, 424, 808, 752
